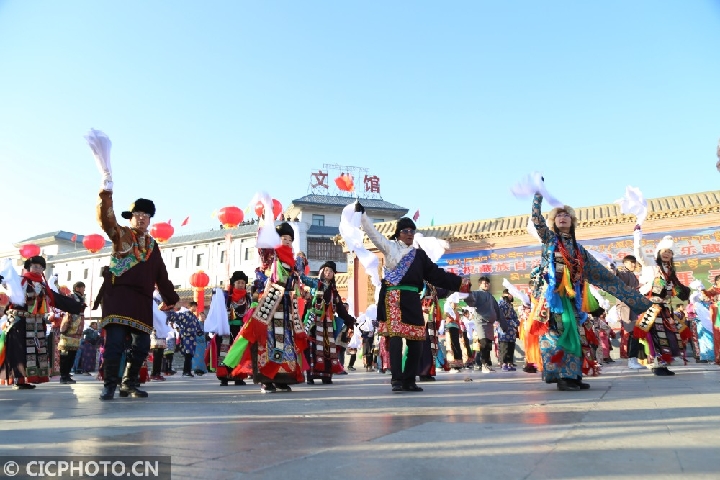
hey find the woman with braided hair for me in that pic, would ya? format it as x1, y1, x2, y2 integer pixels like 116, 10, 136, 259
528, 186, 650, 391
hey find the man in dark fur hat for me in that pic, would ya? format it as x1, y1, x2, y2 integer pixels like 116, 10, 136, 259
95, 186, 179, 400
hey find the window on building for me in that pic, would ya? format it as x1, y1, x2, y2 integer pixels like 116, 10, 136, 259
84, 269, 89, 279
196, 253, 204, 267
220, 251, 226, 263
312, 214, 325, 227
175, 257, 182, 269
373, 218, 384, 223
245, 248, 249, 261
307, 238, 345, 262
67, 271, 72, 281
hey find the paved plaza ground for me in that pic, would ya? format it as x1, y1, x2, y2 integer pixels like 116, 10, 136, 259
2, 361, 720, 480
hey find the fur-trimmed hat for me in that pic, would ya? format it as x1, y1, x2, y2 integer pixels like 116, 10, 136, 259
276, 222, 295, 241
24, 255, 46, 270
654, 235, 674, 257
230, 270, 248, 285
547, 205, 577, 229
121, 198, 156, 220
319, 261, 337, 273
390, 217, 416, 240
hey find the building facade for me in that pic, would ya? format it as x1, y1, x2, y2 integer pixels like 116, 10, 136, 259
1, 195, 408, 318
339, 190, 720, 315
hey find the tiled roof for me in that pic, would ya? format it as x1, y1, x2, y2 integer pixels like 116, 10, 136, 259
335, 190, 720, 244
16, 231, 85, 246
307, 225, 340, 236
422, 190, 720, 241
289, 194, 407, 212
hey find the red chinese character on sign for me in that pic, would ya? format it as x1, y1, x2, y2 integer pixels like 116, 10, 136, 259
364, 175, 381, 194
676, 271, 695, 286
679, 246, 698, 256
702, 244, 720, 255
479, 264, 493, 274
311, 170, 328, 189
462, 265, 474, 275
514, 261, 527, 271
708, 270, 720, 283
496, 262, 511, 272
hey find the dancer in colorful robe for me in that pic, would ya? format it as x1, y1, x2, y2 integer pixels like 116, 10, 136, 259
633, 229, 691, 375
356, 204, 470, 393
528, 190, 650, 391
302, 261, 355, 385
0, 257, 82, 389
224, 222, 308, 393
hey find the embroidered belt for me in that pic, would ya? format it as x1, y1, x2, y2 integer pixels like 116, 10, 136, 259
252, 283, 285, 325
7, 309, 43, 319
636, 304, 662, 332
386, 285, 420, 293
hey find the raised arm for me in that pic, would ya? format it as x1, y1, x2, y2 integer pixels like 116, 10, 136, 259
97, 190, 121, 241
531, 193, 555, 245
360, 213, 393, 257
300, 273, 318, 290
633, 225, 655, 268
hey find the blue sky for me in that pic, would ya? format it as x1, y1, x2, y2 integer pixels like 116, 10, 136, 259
1, 1, 719, 249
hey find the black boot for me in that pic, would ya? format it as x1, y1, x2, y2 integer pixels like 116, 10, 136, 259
652, 366, 675, 376
59, 354, 76, 384
119, 362, 149, 398
572, 377, 590, 389
99, 359, 121, 401
557, 378, 580, 391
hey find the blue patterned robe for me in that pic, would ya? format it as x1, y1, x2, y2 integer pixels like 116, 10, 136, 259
531, 193, 651, 383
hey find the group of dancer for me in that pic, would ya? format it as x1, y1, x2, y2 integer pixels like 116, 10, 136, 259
0, 132, 708, 396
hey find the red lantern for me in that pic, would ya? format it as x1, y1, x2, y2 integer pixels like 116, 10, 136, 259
218, 206, 244, 229
19, 244, 41, 259
189, 270, 210, 313
82, 234, 105, 253
150, 222, 174, 243
334, 173, 355, 192
254, 199, 283, 220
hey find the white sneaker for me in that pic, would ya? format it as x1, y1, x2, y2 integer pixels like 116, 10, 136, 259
482, 365, 495, 373
628, 358, 647, 370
